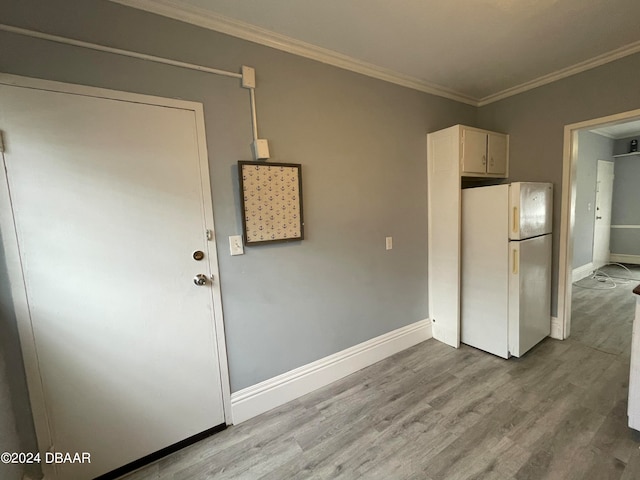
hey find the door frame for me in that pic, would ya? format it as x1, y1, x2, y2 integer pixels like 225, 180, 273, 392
0, 73, 233, 476
558, 107, 640, 339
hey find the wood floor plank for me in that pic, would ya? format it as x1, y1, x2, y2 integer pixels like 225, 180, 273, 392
424, 401, 527, 480
620, 445, 640, 480
514, 404, 608, 479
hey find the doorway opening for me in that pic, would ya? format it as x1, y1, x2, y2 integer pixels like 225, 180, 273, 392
559, 109, 640, 342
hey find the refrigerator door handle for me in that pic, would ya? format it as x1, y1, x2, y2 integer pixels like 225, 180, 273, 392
512, 248, 519, 274
512, 206, 519, 234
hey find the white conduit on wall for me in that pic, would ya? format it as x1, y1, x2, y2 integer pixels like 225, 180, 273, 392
249, 88, 259, 142
0, 24, 263, 148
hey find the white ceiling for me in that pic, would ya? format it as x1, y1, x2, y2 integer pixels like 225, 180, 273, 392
590, 119, 640, 139
116, 0, 640, 105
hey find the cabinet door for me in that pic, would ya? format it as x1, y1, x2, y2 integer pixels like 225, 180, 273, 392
461, 128, 487, 174
487, 132, 508, 175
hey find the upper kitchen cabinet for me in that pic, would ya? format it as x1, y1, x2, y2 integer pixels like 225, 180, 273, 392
461, 126, 509, 178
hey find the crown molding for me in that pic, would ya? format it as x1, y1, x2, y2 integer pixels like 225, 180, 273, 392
110, 0, 478, 106
112, 0, 640, 108
589, 130, 616, 139
477, 39, 640, 106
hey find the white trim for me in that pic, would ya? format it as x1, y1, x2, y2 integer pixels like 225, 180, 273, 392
191, 102, 233, 425
111, 0, 640, 107
8, 1, 640, 107
558, 126, 577, 340
613, 152, 640, 158
611, 225, 640, 229
559, 108, 640, 341
572, 262, 595, 282
110, 0, 477, 106
477, 39, 640, 106
0, 73, 206, 109
610, 254, 640, 265
591, 131, 616, 140
230, 319, 432, 424
550, 316, 563, 340
0, 74, 233, 477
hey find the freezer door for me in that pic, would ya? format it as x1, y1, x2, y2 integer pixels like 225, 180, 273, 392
508, 234, 552, 357
509, 182, 553, 240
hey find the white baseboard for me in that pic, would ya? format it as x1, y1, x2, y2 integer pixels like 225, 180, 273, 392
609, 254, 640, 265
231, 319, 432, 424
572, 262, 594, 282
550, 316, 563, 340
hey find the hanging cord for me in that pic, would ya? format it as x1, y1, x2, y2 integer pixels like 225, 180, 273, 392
573, 262, 640, 290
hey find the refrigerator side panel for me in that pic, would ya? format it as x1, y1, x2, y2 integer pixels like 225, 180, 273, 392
509, 234, 552, 357
461, 185, 510, 358
509, 182, 553, 240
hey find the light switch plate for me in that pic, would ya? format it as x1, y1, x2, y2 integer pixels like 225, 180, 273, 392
230, 235, 244, 256
386, 236, 393, 250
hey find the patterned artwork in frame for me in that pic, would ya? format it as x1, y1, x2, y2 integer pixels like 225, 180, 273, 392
238, 161, 304, 245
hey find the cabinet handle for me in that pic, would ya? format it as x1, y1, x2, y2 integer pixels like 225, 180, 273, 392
490, 156, 494, 166
482, 154, 486, 165
513, 249, 519, 274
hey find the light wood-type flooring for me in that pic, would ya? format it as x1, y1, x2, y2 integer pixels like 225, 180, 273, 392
121, 265, 640, 480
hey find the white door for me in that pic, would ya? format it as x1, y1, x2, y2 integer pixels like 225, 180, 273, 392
0, 82, 227, 479
508, 234, 552, 357
592, 160, 614, 270
461, 185, 509, 359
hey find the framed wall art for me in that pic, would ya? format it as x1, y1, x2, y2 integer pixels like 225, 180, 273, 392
238, 161, 304, 245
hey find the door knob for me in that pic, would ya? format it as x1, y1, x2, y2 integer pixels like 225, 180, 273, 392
193, 274, 208, 286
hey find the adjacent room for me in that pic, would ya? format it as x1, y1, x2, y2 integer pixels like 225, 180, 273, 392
571, 125, 640, 355
2, 0, 640, 479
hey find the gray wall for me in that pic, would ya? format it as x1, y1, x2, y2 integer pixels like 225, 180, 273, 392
477, 52, 640, 314
611, 135, 640, 256
572, 131, 614, 268
0, 0, 476, 460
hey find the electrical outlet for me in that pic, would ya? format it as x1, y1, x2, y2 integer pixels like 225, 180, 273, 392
229, 235, 244, 256
386, 236, 393, 250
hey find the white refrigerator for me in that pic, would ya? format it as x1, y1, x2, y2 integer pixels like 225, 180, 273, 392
461, 182, 553, 358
